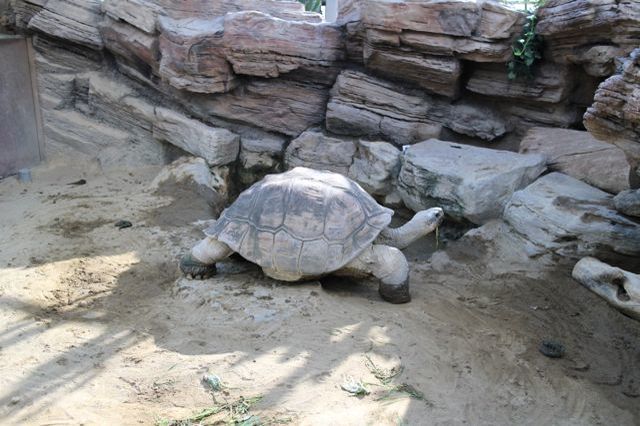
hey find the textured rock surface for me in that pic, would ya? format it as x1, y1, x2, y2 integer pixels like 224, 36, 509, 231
362, 0, 521, 59
584, 49, 640, 185
158, 16, 236, 93
182, 77, 331, 137
326, 70, 443, 145
28, 0, 104, 49
520, 127, 630, 194
284, 130, 356, 175
101, 16, 159, 75
537, 0, 640, 77
363, 38, 462, 98
505, 102, 581, 128
153, 107, 240, 166
467, 63, 572, 104
102, 0, 163, 34
156, 0, 318, 22
359, 0, 522, 97
87, 72, 156, 141
398, 140, 546, 224
348, 140, 400, 196
614, 189, 640, 218
504, 173, 640, 258
223, 11, 344, 78
446, 101, 509, 142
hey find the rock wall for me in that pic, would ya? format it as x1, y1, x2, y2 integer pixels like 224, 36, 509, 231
2, 0, 640, 225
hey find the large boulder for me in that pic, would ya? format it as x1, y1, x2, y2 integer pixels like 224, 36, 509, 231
284, 130, 357, 175
537, 0, 640, 77
504, 173, 640, 259
153, 108, 240, 167
398, 140, 546, 224
325, 70, 444, 145
28, 0, 104, 49
519, 127, 630, 194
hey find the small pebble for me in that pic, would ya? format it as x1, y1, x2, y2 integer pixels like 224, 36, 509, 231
115, 220, 133, 230
539, 340, 565, 358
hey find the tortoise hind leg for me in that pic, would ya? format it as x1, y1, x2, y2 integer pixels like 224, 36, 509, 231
180, 237, 233, 279
339, 244, 410, 304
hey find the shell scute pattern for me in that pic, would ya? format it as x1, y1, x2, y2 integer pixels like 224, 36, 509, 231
210, 167, 393, 276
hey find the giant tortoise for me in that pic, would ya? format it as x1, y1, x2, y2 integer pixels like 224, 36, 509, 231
180, 167, 444, 303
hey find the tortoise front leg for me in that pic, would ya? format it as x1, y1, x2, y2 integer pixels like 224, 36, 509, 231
180, 237, 233, 279
339, 244, 410, 304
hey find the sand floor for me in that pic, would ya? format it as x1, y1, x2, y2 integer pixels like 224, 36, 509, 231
0, 162, 639, 425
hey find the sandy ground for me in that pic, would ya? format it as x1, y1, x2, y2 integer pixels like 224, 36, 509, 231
0, 161, 639, 426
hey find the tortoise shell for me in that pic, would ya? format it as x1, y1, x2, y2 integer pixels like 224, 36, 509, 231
209, 167, 393, 278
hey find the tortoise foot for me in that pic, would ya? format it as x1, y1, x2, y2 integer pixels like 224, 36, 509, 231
379, 278, 411, 304
180, 253, 217, 279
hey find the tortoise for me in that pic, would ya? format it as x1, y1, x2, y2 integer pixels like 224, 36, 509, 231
180, 167, 444, 303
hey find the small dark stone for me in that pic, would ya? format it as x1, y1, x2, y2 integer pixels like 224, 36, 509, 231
68, 179, 87, 186
539, 340, 565, 358
115, 220, 133, 229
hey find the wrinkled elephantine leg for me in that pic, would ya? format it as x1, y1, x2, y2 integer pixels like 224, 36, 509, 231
180, 236, 233, 279
340, 244, 410, 304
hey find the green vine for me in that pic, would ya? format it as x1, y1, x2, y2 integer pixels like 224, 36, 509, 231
506, 1, 546, 80
297, 0, 322, 13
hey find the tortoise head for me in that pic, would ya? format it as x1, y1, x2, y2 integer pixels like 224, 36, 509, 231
415, 207, 445, 232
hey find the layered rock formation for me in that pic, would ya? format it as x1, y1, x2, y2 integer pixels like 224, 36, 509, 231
537, 0, 640, 77
2, 0, 639, 267
361, 0, 523, 97
584, 49, 640, 186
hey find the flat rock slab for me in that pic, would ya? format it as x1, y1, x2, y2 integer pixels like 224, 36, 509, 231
398, 140, 546, 224
153, 107, 240, 166
504, 173, 640, 259
520, 127, 630, 194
